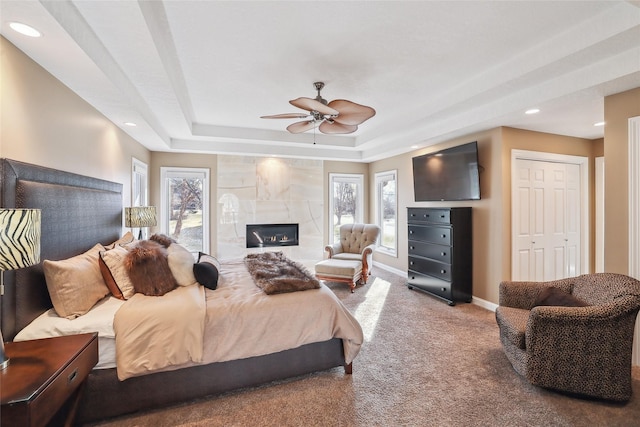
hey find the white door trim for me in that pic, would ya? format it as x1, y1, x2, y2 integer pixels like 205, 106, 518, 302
511, 149, 590, 279
628, 116, 640, 367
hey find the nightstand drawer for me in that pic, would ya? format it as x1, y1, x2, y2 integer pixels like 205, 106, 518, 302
31, 338, 97, 426
2, 333, 98, 427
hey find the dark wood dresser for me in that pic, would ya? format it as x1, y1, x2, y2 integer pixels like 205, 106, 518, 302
1, 333, 98, 427
407, 207, 473, 305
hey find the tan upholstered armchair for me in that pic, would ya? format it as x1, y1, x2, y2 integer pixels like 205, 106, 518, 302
495, 273, 640, 401
325, 224, 381, 283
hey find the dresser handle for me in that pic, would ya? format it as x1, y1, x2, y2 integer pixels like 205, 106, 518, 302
410, 261, 414, 265
440, 269, 446, 274
410, 246, 414, 250
441, 234, 446, 238
409, 230, 413, 234
441, 252, 446, 256
68, 368, 78, 384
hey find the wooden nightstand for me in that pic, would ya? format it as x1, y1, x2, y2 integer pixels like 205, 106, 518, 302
1, 333, 98, 427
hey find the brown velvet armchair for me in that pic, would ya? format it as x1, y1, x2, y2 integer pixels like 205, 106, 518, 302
324, 224, 380, 284
495, 273, 640, 401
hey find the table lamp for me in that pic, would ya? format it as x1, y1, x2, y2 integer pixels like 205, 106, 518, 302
0, 208, 41, 370
124, 206, 157, 240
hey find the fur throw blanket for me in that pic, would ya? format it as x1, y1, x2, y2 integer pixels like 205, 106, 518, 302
244, 252, 320, 295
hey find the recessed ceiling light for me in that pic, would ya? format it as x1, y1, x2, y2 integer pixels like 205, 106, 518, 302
124, 122, 137, 127
594, 121, 605, 127
9, 22, 42, 38
411, 145, 419, 149
525, 108, 540, 115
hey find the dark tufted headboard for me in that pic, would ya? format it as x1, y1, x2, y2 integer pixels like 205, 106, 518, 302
0, 159, 123, 340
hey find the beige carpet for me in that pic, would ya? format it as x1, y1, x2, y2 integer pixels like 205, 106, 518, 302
88, 268, 640, 427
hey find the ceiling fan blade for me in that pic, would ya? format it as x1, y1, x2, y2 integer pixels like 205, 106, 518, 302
290, 97, 339, 116
319, 121, 358, 134
328, 99, 376, 126
260, 113, 310, 119
286, 120, 318, 134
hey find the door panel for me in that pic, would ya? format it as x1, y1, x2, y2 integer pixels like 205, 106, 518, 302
513, 158, 581, 281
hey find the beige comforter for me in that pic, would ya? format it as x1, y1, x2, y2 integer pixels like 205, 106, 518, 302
114, 258, 363, 381
114, 283, 206, 380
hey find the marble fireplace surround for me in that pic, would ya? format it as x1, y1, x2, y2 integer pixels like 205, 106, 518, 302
217, 155, 323, 261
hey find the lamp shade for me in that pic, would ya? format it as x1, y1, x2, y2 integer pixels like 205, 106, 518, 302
124, 206, 157, 228
0, 209, 41, 271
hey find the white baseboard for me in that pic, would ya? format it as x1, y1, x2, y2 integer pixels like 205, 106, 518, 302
472, 296, 498, 312
374, 262, 406, 278
374, 262, 498, 311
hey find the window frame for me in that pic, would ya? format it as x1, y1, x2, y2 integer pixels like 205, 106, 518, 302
375, 169, 398, 257
160, 167, 210, 254
328, 173, 364, 245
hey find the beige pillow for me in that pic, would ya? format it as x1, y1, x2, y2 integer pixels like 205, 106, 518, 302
104, 231, 135, 250
167, 243, 197, 286
99, 245, 136, 300
43, 243, 110, 319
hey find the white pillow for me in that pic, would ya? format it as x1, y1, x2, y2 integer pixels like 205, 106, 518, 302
167, 243, 197, 286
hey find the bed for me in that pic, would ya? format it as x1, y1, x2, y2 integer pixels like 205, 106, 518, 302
0, 158, 362, 423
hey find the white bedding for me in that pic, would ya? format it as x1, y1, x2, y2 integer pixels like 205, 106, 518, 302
14, 296, 124, 369
14, 257, 364, 379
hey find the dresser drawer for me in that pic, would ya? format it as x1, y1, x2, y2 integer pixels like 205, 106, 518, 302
407, 271, 452, 300
408, 256, 451, 281
407, 208, 451, 224
408, 240, 451, 264
408, 225, 451, 246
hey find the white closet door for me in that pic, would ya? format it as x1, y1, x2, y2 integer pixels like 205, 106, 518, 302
512, 159, 580, 281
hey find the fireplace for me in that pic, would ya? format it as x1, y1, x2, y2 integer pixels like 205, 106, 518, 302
246, 223, 299, 248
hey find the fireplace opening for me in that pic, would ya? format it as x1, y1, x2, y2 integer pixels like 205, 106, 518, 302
246, 223, 299, 248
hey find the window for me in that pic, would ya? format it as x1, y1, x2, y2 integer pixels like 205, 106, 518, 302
375, 170, 397, 256
329, 173, 364, 244
160, 167, 210, 255
130, 158, 150, 238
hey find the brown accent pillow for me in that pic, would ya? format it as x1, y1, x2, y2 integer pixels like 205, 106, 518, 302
124, 240, 177, 296
99, 245, 135, 300
534, 286, 589, 307
43, 243, 110, 319
149, 233, 176, 248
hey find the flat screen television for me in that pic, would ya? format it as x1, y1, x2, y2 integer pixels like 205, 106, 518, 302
412, 141, 481, 201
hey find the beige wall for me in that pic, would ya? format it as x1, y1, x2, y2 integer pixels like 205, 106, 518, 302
604, 87, 640, 274
369, 127, 599, 303
368, 129, 504, 302
0, 37, 149, 210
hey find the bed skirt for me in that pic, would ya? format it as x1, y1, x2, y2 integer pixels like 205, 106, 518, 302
77, 338, 347, 423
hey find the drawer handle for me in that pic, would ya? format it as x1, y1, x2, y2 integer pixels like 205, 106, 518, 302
440, 215, 445, 218
441, 287, 446, 292
440, 269, 446, 274
68, 368, 79, 384
409, 230, 413, 234
441, 234, 446, 238
410, 261, 414, 265
410, 246, 414, 250
441, 252, 446, 256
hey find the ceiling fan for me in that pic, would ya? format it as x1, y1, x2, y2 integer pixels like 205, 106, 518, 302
260, 82, 376, 135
